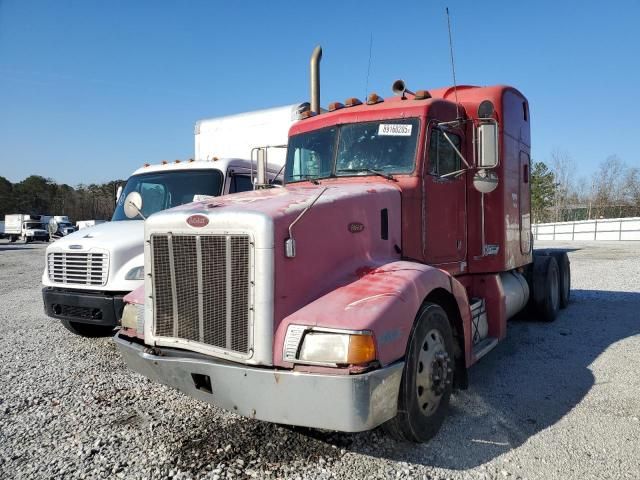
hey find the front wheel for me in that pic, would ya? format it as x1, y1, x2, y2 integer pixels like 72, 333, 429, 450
384, 302, 455, 443
60, 320, 115, 337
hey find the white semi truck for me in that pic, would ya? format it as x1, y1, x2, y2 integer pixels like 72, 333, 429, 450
42, 104, 303, 337
4, 214, 49, 243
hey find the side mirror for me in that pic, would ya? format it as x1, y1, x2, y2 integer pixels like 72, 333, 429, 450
115, 185, 123, 204
123, 192, 144, 219
477, 123, 498, 168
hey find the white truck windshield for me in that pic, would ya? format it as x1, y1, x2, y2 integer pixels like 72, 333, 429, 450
112, 169, 224, 221
284, 118, 420, 183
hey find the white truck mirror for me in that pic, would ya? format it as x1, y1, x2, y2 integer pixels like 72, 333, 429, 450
115, 185, 123, 204
123, 192, 145, 219
477, 123, 499, 168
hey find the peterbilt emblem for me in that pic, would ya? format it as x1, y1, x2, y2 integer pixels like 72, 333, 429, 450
186, 214, 209, 228
348, 222, 365, 233
69, 245, 83, 250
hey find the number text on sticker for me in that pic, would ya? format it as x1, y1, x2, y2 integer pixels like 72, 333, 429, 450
378, 124, 413, 136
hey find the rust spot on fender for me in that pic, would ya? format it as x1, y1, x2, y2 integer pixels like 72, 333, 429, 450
355, 266, 375, 277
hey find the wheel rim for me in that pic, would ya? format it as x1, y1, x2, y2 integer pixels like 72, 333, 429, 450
415, 328, 451, 416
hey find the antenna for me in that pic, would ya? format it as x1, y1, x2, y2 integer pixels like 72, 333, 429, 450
445, 7, 460, 119
365, 33, 373, 98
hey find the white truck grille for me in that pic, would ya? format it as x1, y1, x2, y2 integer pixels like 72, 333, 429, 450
47, 252, 109, 286
151, 233, 252, 355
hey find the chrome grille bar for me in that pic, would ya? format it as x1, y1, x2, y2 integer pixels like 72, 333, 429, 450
47, 252, 109, 286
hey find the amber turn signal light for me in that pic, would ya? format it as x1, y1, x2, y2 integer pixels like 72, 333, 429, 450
347, 334, 377, 365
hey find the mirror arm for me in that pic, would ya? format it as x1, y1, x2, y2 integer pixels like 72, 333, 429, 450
127, 200, 146, 220
441, 130, 470, 169
439, 168, 467, 179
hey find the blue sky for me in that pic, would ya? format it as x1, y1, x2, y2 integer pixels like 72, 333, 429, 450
1, 0, 638, 186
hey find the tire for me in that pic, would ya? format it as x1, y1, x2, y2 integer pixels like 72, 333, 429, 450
60, 320, 115, 337
549, 252, 570, 308
9, 236, 16, 243
384, 303, 455, 443
532, 255, 560, 322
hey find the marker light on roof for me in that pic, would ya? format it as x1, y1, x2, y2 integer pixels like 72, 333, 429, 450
299, 110, 316, 120
161, 160, 168, 165
344, 97, 362, 107
414, 90, 432, 100
328, 101, 344, 112
366, 93, 384, 105
174, 159, 181, 163
143, 163, 150, 167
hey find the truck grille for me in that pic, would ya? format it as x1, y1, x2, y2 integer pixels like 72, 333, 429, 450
47, 252, 109, 286
151, 233, 252, 355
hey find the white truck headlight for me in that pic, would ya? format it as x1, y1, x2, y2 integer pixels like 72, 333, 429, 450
295, 330, 376, 365
125, 266, 144, 280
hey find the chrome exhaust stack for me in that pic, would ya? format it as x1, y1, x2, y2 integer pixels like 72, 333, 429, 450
310, 46, 322, 114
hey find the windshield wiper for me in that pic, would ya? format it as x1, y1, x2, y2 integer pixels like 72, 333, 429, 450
337, 168, 396, 181
288, 174, 320, 185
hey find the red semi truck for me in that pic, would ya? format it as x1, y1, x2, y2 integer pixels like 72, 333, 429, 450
115, 49, 570, 442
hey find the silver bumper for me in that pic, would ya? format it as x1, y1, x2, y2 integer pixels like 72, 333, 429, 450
114, 335, 404, 432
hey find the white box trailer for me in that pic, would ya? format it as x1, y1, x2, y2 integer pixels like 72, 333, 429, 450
43, 105, 300, 337
195, 103, 307, 165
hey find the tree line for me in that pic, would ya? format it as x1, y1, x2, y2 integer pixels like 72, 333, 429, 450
531, 152, 640, 224
0, 175, 123, 222
2, 156, 638, 226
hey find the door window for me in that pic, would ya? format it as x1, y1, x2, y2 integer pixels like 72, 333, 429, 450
428, 129, 462, 176
229, 174, 254, 193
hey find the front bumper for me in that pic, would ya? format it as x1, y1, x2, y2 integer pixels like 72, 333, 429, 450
114, 334, 404, 432
42, 287, 126, 326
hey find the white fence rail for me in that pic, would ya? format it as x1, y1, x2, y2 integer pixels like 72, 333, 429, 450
532, 217, 640, 241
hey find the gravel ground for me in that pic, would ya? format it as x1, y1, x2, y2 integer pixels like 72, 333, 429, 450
0, 240, 639, 480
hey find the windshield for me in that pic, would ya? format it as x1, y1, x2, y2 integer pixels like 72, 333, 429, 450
284, 118, 420, 183
112, 169, 224, 221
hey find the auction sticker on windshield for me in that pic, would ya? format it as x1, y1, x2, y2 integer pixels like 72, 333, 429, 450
378, 124, 413, 136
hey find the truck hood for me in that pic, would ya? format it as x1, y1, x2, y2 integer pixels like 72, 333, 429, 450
145, 178, 403, 328
51, 220, 143, 251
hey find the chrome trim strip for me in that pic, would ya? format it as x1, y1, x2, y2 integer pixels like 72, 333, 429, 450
196, 236, 204, 343
225, 235, 232, 350
167, 234, 179, 338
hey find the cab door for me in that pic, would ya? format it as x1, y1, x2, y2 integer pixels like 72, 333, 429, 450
423, 126, 467, 266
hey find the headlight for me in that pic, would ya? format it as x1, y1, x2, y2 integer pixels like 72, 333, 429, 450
294, 330, 376, 365
125, 266, 144, 280
121, 302, 144, 334
121, 303, 138, 329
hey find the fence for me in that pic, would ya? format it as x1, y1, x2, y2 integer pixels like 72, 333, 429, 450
532, 217, 640, 241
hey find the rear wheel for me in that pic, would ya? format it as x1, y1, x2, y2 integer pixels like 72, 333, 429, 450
384, 303, 454, 443
532, 255, 560, 322
60, 320, 115, 337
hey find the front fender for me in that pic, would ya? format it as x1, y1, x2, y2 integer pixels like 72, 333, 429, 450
274, 261, 469, 367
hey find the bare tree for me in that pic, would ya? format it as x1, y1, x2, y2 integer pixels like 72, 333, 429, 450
550, 148, 575, 221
